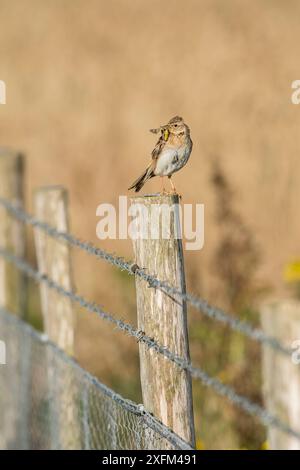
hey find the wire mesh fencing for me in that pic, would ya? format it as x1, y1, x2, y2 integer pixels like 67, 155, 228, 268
1, 247, 300, 444
1, 185, 300, 450
0, 308, 191, 450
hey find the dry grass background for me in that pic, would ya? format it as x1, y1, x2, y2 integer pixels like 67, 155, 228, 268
1, 0, 300, 449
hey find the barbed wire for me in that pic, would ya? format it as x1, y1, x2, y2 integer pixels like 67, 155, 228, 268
0, 197, 292, 358
0, 306, 192, 451
1, 246, 300, 442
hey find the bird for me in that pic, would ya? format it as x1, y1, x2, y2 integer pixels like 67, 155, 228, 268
128, 116, 193, 194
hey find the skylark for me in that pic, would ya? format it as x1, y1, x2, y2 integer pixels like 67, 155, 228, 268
128, 116, 193, 194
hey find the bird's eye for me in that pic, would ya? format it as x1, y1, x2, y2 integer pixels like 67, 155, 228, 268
174, 124, 178, 127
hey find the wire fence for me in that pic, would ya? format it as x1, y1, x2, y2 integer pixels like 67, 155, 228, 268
0, 197, 292, 357
0, 197, 300, 449
0, 307, 192, 450
1, 245, 300, 444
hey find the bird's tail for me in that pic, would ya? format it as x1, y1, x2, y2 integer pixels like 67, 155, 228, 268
128, 163, 154, 192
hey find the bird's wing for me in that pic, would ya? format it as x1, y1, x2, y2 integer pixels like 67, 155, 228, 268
151, 132, 168, 160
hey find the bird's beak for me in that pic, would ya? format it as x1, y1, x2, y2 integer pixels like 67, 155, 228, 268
150, 125, 168, 134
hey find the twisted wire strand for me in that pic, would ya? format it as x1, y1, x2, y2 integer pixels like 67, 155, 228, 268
0, 306, 192, 451
0, 247, 299, 442
0, 197, 292, 357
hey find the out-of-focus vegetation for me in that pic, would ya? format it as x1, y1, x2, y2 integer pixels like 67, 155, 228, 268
1, 0, 300, 449
284, 260, 300, 299
189, 160, 266, 449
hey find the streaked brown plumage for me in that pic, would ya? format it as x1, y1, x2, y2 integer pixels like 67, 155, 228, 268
128, 116, 193, 193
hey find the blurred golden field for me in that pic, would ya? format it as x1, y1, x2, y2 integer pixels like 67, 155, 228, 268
1, 0, 300, 449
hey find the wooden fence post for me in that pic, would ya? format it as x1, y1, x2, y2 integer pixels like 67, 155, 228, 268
34, 186, 75, 355
33, 186, 79, 448
130, 194, 195, 448
0, 149, 26, 316
0, 149, 28, 449
261, 300, 300, 450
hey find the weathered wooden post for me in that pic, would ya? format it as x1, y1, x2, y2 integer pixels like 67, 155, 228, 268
0, 149, 28, 449
34, 186, 75, 354
33, 186, 79, 449
0, 149, 26, 315
130, 194, 195, 449
261, 300, 300, 450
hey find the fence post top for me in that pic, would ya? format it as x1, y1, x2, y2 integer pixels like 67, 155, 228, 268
130, 193, 180, 203
261, 298, 300, 309
35, 185, 67, 195
0, 147, 23, 155
0, 148, 24, 163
